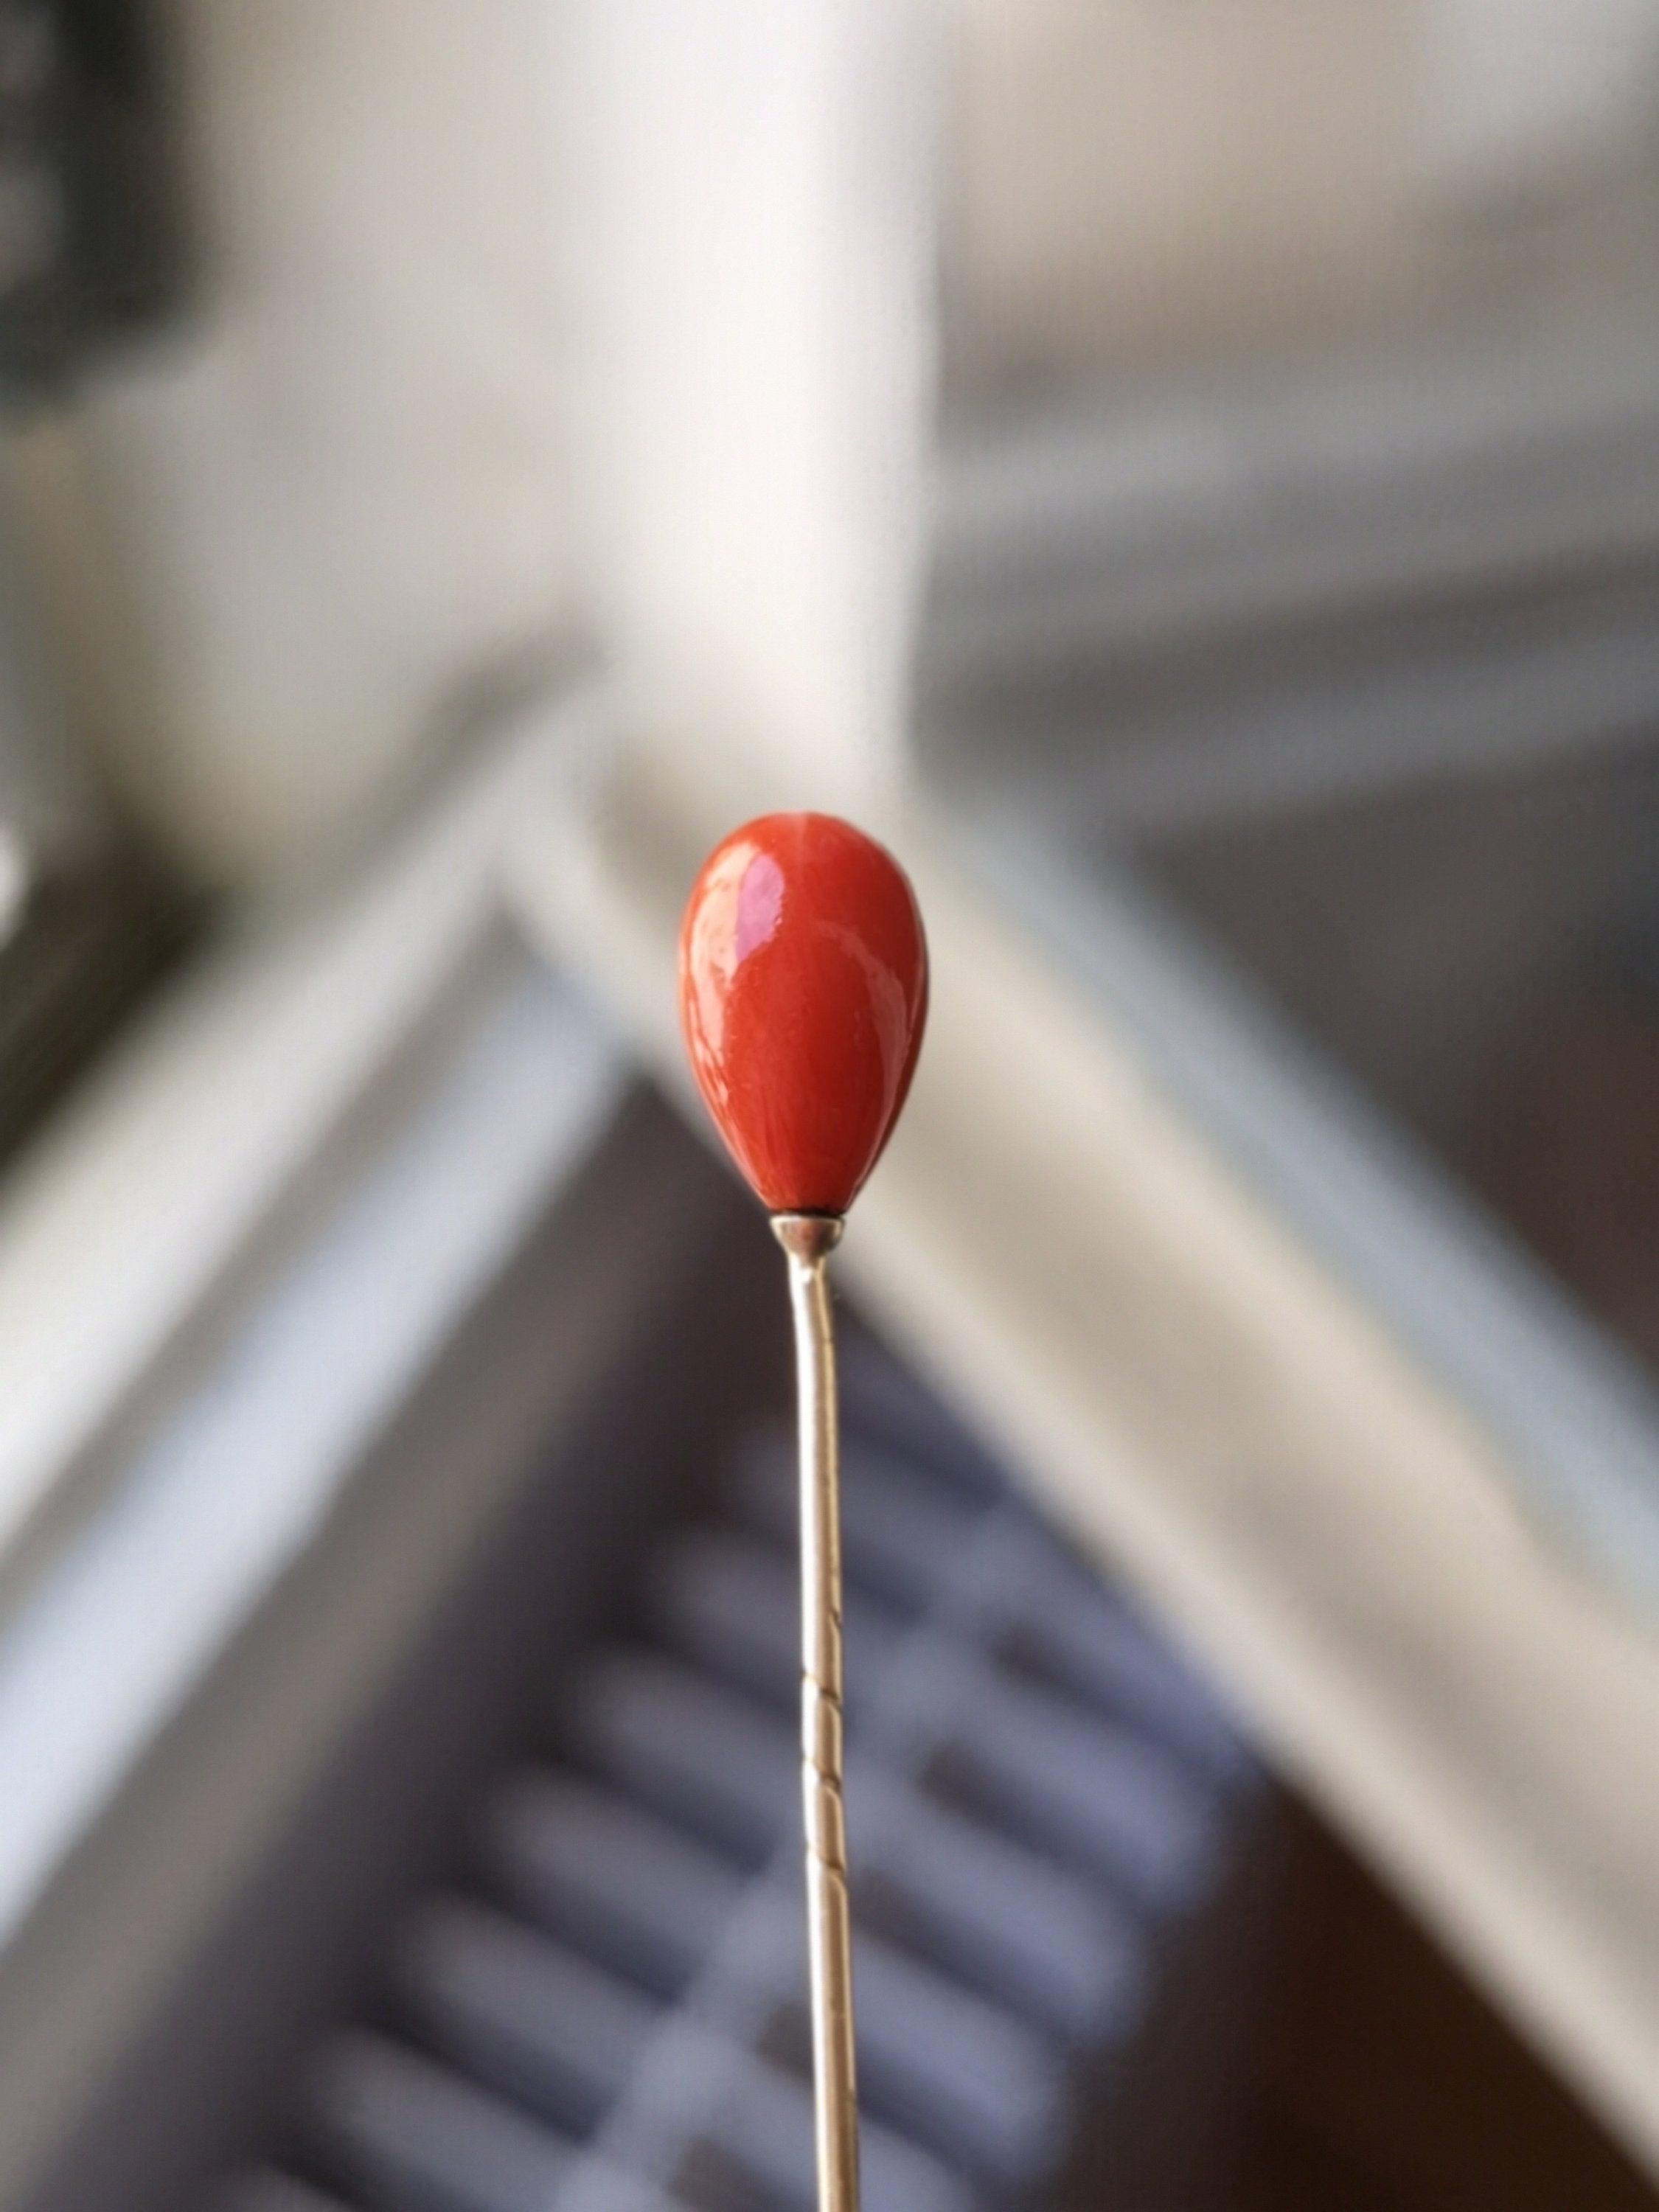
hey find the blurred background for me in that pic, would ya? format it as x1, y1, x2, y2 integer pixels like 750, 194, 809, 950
5, 4, 1659, 2211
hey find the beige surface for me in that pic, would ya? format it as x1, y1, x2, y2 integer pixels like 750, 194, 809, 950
16, 1, 575, 883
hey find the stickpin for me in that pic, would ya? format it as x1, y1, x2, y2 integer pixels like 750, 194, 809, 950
679, 812, 928, 2212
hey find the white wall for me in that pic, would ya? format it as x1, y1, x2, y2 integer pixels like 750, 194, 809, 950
552, 0, 942, 813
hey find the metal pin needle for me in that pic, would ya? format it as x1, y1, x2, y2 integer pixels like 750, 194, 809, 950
773, 1211, 858, 2212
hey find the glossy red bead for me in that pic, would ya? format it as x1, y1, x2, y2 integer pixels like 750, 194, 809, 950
678, 812, 928, 1216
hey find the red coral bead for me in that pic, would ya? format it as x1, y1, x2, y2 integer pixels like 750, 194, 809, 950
678, 812, 928, 1216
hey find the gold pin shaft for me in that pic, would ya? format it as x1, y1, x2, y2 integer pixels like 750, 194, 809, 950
773, 1211, 859, 2212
